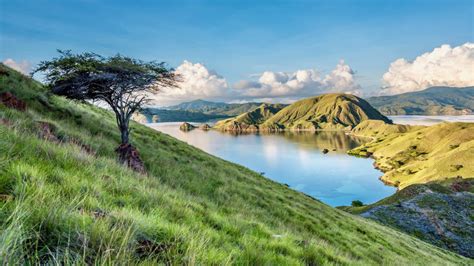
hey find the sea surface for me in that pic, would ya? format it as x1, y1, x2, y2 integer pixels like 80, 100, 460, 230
388, 115, 474, 125
148, 115, 473, 206
148, 123, 395, 206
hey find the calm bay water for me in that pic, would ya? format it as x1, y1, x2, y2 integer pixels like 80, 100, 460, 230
148, 123, 395, 206
388, 115, 474, 125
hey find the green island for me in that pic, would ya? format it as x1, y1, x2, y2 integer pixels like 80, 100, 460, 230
214, 94, 391, 132
1, 62, 471, 264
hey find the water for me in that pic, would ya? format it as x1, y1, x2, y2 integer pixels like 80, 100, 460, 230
148, 122, 395, 206
389, 115, 474, 126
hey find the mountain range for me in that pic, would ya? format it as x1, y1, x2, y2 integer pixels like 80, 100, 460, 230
367, 86, 474, 115
148, 86, 473, 122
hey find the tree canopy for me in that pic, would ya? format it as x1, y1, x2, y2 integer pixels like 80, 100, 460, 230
34, 51, 180, 170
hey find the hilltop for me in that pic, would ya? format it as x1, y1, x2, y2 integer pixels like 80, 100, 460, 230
0, 65, 468, 264
215, 94, 391, 132
368, 86, 474, 115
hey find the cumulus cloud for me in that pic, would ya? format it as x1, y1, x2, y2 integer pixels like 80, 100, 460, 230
150, 60, 230, 106
150, 60, 360, 106
382, 43, 474, 95
2, 58, 31, 75
234, 60, 361, 101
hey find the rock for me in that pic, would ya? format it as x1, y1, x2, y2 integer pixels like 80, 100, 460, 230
199, 123, 211, 130
0, 91, 27, 111
180, 122, 196, 131
152, 115, 159, 123
359, 180, 474, 258
37, 121, 59, 142
322, 148, 329, 154
131, 112, 148, 124
115, 143, 146, 174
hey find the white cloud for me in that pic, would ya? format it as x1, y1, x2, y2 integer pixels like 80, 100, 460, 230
382, 43, 474, 95
234, 60, 361, 101
2, 58, 31, 75
150, 60, 229, 106
150, 60, 360, 106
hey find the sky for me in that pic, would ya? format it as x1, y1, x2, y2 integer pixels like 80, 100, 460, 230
1, 0, 473, 106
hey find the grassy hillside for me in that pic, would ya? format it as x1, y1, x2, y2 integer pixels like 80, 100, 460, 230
349, 120, 474, 189
261, 94, 391, 131
0, 65, 469, 264
368, 86, 474, 115
214, 103, 286, 132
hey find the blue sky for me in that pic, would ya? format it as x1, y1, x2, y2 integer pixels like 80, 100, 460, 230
1, 0, 473, 104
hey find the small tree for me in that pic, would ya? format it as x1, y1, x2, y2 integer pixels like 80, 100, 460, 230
351, 200, 364, 207
34, 50, 179, 168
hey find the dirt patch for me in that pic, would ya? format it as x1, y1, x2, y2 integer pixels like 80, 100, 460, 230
0, 92, 27, 111
69, 138, 96, 156
115, 143, 146, 174
36, 121, 59, 142
0, 118, 12, 126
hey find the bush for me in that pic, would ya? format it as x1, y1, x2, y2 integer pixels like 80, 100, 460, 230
351, 200, 364, 207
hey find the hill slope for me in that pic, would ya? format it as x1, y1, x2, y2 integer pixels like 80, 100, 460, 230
0, 65, 468, 264
261, 94, 391, 131
349, 120, 474, 189
368, 86, 474, 115
214, 103, 286, 132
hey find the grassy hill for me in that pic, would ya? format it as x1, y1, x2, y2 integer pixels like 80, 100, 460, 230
262, 94, 391, 131
368, 86, 474, 115
0, 64, 469, 264
348, 120, 474, 189
214, 103, 286, 132
214, 94, 391, 132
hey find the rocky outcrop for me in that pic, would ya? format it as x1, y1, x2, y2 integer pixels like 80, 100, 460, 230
0, 91, 27, 111
359, 179, 474, 258
131, 112, 148, 124
151, 115, 159, 123
179, 122, 196, 131
199, 123, 211, 130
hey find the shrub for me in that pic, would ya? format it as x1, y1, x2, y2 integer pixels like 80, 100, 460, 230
351, 200, 364, 207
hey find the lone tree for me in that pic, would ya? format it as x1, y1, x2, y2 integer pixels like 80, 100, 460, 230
34, 50, 179, 171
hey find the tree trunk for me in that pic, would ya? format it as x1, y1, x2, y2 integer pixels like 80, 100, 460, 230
120, 125, 129, 145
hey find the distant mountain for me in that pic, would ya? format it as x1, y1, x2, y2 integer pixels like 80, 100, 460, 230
165, 99, 264, 116
368, 86, 474, 115
166, 99, 229, 113
214, 103, 286, 131
141, 108, 229, 123
215, 94, 391, 132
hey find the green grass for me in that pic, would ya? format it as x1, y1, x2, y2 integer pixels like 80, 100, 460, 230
349, 120, 474, 189
0, 64, 470, 264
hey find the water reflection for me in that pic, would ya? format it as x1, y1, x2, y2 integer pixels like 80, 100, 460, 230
148, 123, 395, 206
